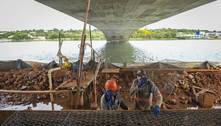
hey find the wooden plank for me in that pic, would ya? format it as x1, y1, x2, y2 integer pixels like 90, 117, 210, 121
56, 71, 94, 89
120, 68, 221, 72
101, 68, 120, 73
0, 90, 71, 94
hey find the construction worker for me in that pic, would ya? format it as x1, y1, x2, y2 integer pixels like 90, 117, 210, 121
130, 70, 163, 116
100, 77, 128, 110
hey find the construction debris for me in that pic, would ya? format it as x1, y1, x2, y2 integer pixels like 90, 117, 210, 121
0, 68, 49, 90
0, 65, 221, 109
198, 93, 216, 108
96, 69, 221, 109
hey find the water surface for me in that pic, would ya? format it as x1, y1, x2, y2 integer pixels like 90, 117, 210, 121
0, 40, 221, 63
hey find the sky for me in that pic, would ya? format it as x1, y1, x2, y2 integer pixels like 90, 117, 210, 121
0, 0, 220, 31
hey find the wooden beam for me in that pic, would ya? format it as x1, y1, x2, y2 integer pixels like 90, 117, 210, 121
0, 89, 71, 94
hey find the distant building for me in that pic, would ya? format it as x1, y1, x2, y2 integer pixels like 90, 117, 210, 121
215, 31, 221, 39
176, 31, 208, 39
0, 31, 6, 35
33, 36, 46, 40
8, 35, 13, 39
205, 31, 221, 39
176, 32, 195, 39
28, 34, 34, 39
194, 31, 206, 39
30, 31, 36, 34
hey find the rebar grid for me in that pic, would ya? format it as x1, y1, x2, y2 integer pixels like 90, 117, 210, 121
2, 110, 221, 126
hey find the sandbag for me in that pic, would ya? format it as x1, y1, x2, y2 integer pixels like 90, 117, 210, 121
0, 59, 31, 71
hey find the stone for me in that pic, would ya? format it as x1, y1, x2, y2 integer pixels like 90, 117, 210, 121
33, 85, 41, 90
21, 86, 28, 90
188, 74, 194, 79
183, 71, 189, 76
180, 100, 188, 105
167, 99, 177, 105
163, 83, 175, 95
180, 96, 186, 100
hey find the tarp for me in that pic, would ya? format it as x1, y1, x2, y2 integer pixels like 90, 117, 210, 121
0, 59, 31, 71
42, 60, 59, 69
123, 61, 221, 69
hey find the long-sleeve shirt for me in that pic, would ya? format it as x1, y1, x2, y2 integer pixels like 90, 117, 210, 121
100, 92, 128, 110
130, 78, 162, 110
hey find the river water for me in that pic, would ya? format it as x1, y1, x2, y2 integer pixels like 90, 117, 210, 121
0, 40, 221, 63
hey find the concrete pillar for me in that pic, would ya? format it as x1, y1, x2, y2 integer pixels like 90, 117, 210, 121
102, 30, 132, 43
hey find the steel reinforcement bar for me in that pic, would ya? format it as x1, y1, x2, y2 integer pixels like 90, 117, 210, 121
1, 109, 221, 126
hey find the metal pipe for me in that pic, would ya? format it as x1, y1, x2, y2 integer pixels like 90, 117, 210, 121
48, 67, 61, 110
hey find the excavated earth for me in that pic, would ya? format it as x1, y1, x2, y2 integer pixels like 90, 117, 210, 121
96, 69, 221, 109
0, 66, 221, 109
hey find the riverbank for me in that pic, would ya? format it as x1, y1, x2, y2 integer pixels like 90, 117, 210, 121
1, 38, 221, 42
1, 28, 220, 42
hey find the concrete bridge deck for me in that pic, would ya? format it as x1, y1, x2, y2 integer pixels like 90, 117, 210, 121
36, 0, 215, 42
1, 109, 221, 126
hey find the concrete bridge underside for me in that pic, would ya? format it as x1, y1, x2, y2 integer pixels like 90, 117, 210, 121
36, 0, 215, 42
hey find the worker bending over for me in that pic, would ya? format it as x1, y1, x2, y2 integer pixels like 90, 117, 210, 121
130, 70, 163, 116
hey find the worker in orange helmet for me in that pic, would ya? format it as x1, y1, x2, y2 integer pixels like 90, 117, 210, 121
100, 77, 128, 110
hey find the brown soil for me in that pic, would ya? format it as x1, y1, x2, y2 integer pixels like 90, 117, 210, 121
1, 67, 221, 109
96, 70, 221, 109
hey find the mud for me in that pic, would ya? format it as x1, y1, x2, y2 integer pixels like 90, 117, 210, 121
96, 69, 221, 109
0, 66, 221, 109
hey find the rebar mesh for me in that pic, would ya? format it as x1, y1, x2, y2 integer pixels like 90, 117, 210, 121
2, 110, 221, 126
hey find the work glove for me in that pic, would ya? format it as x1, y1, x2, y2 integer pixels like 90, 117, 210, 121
152, 105, 160, 117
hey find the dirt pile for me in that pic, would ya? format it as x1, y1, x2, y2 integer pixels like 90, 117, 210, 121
1, 67, 221, 109
155, 71, 221, 104
152, 71, 221, 108
0, 67, 73, 106
96, 70, 221, 109
0, 68, 49, 90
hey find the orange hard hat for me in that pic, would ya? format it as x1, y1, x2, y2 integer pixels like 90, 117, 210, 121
105, 79, 118, 92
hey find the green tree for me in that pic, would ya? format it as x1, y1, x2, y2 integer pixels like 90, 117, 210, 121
11, 32, 31, 40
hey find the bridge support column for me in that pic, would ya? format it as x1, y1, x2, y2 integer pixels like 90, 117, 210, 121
106, 35, 129, 43
103, 31, 131, 43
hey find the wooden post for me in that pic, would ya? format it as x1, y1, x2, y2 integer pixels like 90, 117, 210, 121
90, 52, 103, 109
89, 25, 95, 61
48, 67, 61, 110
58, 31, 63, 66
76, 0, 91, 108
93, 60, 102, 107
48, 71, 54, 110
